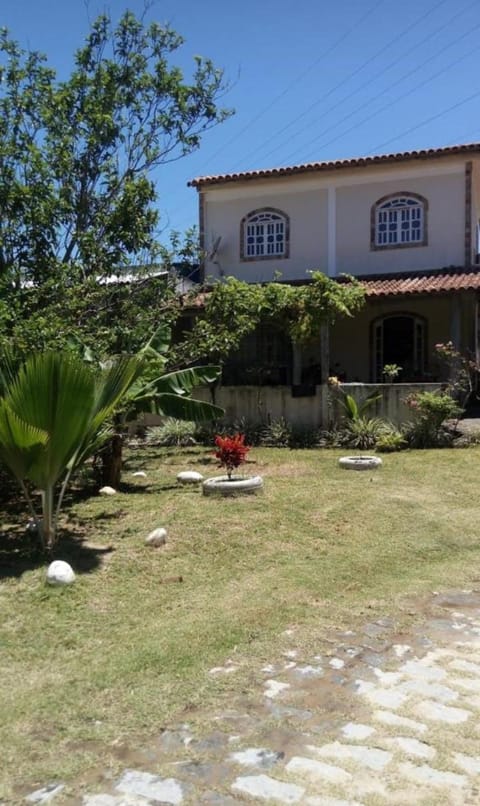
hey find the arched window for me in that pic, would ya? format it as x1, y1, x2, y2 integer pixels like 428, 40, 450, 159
372, 314, 426, 381
240, 208, 289, 260
372, 193, 428, 249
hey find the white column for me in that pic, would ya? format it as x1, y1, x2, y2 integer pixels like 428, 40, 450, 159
327, 185, 336, 276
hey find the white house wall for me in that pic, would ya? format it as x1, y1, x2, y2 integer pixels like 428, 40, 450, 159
203, 184, 328, 284
200, 157, 473, 282
335, 171, 464, 275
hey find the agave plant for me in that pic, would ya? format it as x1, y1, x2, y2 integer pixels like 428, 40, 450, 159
0, 352, 143, 549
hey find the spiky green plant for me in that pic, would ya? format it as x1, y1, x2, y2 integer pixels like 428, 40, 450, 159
0, 352, 143, 549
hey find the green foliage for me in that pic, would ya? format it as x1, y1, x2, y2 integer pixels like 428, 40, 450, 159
0, 352, 143, 548
434, 341, 480, 406
260, 418, 292, 448
145, 419, 197, 447
382, 364, 402, 382
404, 390, 463, 448
174, 272, 365, 367
0, 13, 230, 285
375, 429, 408, 453
338, 391, 381, 421
342, 416, 388, 450
0, 13, 230, 358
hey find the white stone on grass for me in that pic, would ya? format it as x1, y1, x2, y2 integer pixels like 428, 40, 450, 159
144, 528, 167, 547
450, 658, 480, 675
398, 679, 458, 702
294, 664, 323, 677
398, 762, 467, 788
372, 669, 403, 686
46, 561, 75, 586
385, 736, 436, 760
232, 774, 304, 803
132, 471, 147, 478
329, 657, 345, 669
373, 710, 427, 733
99, 486, 116, 495
264, 679, 290, 698
26, 784, 65, 803
285, 756, 352, 784
449, 676, 480, 693
116, 769, 184, 804
305, 799, 363, 806
355, 679, 407, 709
230, 747, 281, 768
416, 701, 471, 724
341, 722, 375, 740
309, 741, 392, 771
393, 644, 411, 657
452, 752, 480, 775
177, 471, 204, 484
84, 796, 149, 805
399, 658, 447, 681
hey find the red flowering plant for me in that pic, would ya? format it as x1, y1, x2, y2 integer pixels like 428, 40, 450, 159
214, 433, 250, 480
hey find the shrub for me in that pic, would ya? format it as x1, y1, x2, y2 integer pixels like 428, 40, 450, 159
232, 417, 264, 446
145, 419, 197, 447
288, 424, 321, 449
342, 416, 388, 450
404, 390, 463, 448
214, 433, 250, 478
375, 429, 407, 452
260, 417, 292, 448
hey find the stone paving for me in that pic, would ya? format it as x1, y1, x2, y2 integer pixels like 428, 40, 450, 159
26, 590, 480, 805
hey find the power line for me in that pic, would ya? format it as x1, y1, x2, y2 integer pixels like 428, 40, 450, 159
232, 0, 452, 171
278, 24, 480, 166
242, 0, 478, 169
197, 0, 385, 170
369, 87, 480, 153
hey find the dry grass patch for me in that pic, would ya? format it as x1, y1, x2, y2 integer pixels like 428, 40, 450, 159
1, 446, 480, 798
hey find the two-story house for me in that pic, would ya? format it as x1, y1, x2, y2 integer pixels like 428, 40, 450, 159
188, 143, 480, 424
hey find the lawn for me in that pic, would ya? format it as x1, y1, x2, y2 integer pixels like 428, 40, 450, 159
1, 445, 480, 800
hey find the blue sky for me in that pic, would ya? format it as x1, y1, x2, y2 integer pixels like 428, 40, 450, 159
3, 0, 480, 243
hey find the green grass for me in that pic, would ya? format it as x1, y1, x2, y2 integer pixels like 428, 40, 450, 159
1, 445, 480, 799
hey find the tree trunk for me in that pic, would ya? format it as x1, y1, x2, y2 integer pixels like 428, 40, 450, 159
101, 432, 123, 488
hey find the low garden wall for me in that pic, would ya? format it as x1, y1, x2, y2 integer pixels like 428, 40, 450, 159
194, 383, 441, 428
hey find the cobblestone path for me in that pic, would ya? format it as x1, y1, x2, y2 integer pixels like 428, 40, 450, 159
26, 590, 480, 805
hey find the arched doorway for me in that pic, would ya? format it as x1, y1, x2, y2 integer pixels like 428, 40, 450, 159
372, 314, 426, 381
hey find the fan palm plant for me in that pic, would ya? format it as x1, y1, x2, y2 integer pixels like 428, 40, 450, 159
0, 352, 143, 549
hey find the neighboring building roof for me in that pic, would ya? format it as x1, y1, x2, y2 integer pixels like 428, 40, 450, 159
359, 267, 480, 297
188, 143, 480, 188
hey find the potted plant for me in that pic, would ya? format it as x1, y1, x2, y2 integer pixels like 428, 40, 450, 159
202, 433, 263, 496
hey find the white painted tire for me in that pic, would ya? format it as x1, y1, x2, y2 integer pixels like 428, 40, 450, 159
202, 474, 264, 496
338, 455, 382, 471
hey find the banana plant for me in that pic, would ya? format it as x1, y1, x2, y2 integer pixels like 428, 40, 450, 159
0, 352, 143, 549
93, 326, 225, 487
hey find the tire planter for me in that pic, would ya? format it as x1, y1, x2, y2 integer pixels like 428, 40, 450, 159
338, 455, 382, 471
202, 474, 264, 496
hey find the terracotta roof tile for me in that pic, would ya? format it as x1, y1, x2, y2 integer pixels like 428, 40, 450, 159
360, 268, 480, 297
188, 143, 480, 188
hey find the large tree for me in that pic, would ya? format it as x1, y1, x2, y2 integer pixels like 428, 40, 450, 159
0, 12, 230, 356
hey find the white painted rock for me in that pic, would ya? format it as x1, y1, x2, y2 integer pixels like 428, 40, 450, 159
99, 486, 117, 495
132, 471, 147, 478
46, 561, 75, 586
145, 528, 167, 547
177, 471, 204, 484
